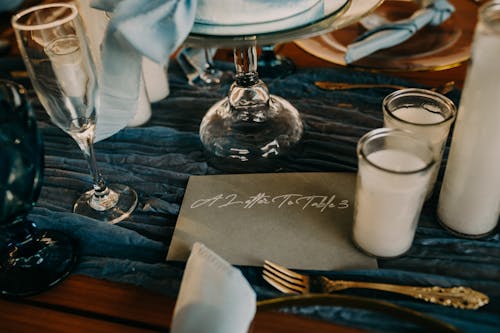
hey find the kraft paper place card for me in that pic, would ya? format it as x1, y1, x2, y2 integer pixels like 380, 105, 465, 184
167, 172, 377, 270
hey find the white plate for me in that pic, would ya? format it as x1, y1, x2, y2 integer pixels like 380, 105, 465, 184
191, 0, 349, 36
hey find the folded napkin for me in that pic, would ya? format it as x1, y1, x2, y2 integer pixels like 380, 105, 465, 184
90, 0, 196, 142
171, 242, 256, 333
344, 0, 455, 64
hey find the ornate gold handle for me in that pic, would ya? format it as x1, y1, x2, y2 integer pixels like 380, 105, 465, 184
320, 277, 489, 310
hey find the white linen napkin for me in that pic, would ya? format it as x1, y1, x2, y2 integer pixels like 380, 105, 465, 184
344, 0, 455, 64
89, 0, 196, 142
171, 242, 256, 333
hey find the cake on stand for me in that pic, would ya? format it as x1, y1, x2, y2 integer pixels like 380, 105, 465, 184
185, 0, 383, 170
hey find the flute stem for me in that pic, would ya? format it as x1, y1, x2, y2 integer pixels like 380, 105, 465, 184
72, 129, 118, 211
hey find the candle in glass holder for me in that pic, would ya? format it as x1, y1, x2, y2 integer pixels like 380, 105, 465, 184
353, 128, 435, 258
46, 36, 87, 98
383, 89, 456, 200
438, 0, 500, 237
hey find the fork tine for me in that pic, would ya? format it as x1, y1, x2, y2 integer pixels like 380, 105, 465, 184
263, 260, 309, 294
264, 260, 307, 282
262, 270, 306, 294
264, 262, 305, 288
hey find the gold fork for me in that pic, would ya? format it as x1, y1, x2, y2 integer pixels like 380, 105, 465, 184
262, 260, 489, 310
314, 81, 456, 95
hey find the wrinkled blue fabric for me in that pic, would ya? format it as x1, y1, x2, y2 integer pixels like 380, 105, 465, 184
3, 58, 496, 333
345, 0, 455, 64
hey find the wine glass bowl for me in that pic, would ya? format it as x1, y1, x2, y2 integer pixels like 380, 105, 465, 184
0, 82, 43, 224
12, 3, 138, 224
0, 80, 77, 296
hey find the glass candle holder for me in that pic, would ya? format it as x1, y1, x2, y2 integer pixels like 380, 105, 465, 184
383, 88, 456, 199
353, 128, 435, 258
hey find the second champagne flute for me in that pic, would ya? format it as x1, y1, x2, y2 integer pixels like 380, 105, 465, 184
12, 3, 138, 224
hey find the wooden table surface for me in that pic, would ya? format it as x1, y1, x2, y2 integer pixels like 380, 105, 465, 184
0, 1, 478, 332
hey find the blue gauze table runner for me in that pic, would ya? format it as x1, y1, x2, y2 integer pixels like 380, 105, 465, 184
2, 59, 496, 333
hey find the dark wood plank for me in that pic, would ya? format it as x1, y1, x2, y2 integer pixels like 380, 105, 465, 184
253, 311, 368, 333
0, 298, 161, 333
23, 275, 175, 330
0, 275, 368, 333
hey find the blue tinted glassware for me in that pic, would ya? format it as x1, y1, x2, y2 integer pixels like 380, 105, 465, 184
0, 80, 77, 296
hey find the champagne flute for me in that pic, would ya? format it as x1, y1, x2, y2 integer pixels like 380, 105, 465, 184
0, 80, 77, 296
12, 3, 138, 224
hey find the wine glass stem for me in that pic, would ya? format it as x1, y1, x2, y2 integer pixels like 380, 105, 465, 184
77, 134, 108, 196
229, 44, 271, 116
204, 48, 216, 71
233, 45, 259, 86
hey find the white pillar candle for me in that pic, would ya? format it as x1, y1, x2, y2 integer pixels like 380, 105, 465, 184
142, 57, 169, 103
353, 128, 434, 258
438, 3, 500, 237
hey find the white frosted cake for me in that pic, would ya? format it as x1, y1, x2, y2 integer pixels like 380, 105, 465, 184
195, 0, 322, 25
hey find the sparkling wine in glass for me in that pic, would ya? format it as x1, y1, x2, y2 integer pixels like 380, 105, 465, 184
12, 3, 138, 224
0, 80, 77, 296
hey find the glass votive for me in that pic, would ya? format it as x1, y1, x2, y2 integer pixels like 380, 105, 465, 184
353, 128, 435, 258
382, 89, 456, 199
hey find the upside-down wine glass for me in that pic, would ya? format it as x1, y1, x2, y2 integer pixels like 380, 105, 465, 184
0, 80, 77, 296
12, 3, 138, 224
177, 47, 232, 88
198, 48, 224, 87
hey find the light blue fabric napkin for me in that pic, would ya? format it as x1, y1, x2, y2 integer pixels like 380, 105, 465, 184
90, 0, 196, 142
344, 0, 455, 64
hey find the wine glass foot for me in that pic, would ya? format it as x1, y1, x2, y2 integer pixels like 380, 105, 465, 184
0, 229, 78, 297
191, 67, 224, 88
73, 184, 138, 224
199, 94, 303, 171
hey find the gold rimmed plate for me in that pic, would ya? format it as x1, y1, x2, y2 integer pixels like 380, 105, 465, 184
295, 0, 475, 71
257, 294, 461, 332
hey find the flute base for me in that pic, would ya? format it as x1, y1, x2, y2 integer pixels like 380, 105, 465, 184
0, 229, 77, 297
74, 183, 138, 224
199, 94, 303, 170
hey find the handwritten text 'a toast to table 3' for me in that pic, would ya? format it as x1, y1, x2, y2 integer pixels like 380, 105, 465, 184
190, 193, 350, 212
